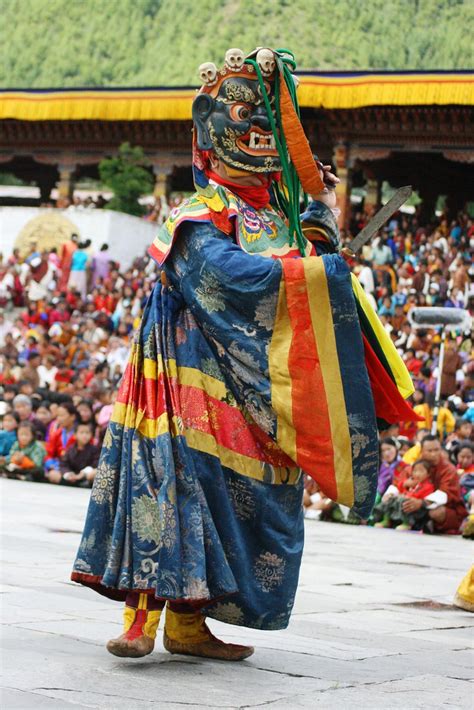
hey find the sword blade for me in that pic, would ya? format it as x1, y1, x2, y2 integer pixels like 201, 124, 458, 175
347, 185, 412, 254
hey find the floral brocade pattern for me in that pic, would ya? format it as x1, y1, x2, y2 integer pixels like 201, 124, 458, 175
72, 217, 305, 629
132, 495, 163, 545
254, 552, 286, 593
73, 203, 378, 630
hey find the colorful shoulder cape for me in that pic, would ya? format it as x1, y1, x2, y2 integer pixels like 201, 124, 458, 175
149, 186, 314, 265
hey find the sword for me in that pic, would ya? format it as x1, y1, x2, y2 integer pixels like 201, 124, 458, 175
345, 185, 412, 256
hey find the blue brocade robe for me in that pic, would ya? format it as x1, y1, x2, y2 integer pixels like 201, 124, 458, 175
72, 194, 384, 630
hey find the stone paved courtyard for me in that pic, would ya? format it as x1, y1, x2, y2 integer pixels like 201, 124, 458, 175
1, 478, 473, 709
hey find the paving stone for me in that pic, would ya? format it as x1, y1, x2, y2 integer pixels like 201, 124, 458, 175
1, 478, 473, 709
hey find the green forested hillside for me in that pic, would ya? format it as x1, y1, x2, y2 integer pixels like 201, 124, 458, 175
1, 0, 472, 88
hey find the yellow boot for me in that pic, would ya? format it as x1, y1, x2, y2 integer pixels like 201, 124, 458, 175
107, 593, 162, 658
163, 605, 254, 662
453, 567, 474, 613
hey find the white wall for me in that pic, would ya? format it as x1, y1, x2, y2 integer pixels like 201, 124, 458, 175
0, 207, 157, 268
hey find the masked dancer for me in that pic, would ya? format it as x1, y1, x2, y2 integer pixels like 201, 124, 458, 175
72, 47, 417, 660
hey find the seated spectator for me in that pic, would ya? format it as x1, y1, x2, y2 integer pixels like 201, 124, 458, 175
35, 401, 54, 441
404, 348, 423, 377
0, 411, 19, 464
397, 437, 413, 458
456, 442, 474, 539
462, 404, 474, 424
54, 363, 75, 392
377, 438, 409, 498
76, 400, 95, 427
2, 422, 45, 481
12, 393, 46, 439
446, 419, 473, 453
48, 422, 100, 487
457, 441, 474, 479
95, 390, 115, 439
415, 435, 467, 533
44, 402, 77, 480
0, 358, 17, 386
1, 333, 19, 360
303, 478, 334, 520
374, 459, 436, 531
22, 351, 41, 390
37, 355, 58, 390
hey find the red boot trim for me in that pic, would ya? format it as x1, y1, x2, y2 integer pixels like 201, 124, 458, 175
124, 609, 147, 641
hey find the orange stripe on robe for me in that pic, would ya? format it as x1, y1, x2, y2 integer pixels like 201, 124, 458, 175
284, 259, 337, 499
269, 257, 356, 507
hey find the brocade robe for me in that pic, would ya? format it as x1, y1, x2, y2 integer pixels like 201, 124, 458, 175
72, 189, 412, 630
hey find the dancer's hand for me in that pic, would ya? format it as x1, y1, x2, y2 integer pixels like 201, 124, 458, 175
311, 163, 339, 209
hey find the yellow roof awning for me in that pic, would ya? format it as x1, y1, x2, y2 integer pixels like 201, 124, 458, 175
0, 72, 472, 122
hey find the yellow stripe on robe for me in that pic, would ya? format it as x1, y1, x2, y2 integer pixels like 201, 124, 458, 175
305, 259, 354, 505
141, 357, 230, 404
351, 274, 414, 399
268, 280, 297, 462
111, 403, 300, 485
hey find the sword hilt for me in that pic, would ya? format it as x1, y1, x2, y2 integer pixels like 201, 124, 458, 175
315, 156, 337, 191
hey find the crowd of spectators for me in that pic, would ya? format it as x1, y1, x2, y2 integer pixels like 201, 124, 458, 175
39, 193, 109, 211
49, 191, 180, 223
308, 205, 473, 537
1, 198, 473, 536
0, 234, 158, 488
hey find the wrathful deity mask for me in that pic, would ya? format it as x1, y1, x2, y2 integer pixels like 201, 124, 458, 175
193, 56, 280, 174
192, 48, 326, 254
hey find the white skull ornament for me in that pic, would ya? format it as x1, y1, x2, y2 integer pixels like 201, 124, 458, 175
256, 48, 275, 77
198, 62, 218, 87
224, 48, 244, 71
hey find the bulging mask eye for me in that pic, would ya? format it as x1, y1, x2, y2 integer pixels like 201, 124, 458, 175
230, 103, 251, 121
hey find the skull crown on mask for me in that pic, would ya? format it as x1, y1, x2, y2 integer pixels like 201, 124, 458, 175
193, 49, 281, 173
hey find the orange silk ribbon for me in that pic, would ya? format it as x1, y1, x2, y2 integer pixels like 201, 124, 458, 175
279, 74, 325, 196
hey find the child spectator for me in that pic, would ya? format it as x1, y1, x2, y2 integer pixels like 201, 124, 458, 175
0, 411, 19, 463
303, 476, 359, 524
446, 420, 473, 454
76, 400, 95, 426
2, 421, 45, 481
44, 402, 77, 481
49, 422, 100, 487
374, 459, 437, 531
303, 478, 334, 520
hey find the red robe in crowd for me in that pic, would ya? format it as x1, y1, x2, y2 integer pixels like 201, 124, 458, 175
432, 458, 468, 533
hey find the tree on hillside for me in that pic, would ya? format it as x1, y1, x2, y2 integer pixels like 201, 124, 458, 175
99, 143, 153, 217
1, 0, 473, 88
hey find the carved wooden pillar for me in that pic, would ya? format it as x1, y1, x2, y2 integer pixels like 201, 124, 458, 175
153, 165, 173, 200
364, 177, 381, 217
333, 143, 352, 232
56, 162, 76, 205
